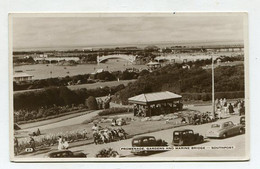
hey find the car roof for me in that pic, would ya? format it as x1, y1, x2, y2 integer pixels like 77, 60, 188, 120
48, 150, 72, 155
133, 136, 155, 140
174, 129, 193, 132
212, 121, 233, 125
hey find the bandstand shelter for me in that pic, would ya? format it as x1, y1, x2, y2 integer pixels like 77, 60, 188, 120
128, 91, 182, 117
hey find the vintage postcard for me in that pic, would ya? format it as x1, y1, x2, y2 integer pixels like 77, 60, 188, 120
9, 13, 249, 161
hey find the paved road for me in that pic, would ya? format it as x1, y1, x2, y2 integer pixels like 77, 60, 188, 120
24, 114, 246, 160
19, 110, 102, 133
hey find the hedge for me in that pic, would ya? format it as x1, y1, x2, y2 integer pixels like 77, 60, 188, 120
181, 91, 245, 101
98, 107, 133, 116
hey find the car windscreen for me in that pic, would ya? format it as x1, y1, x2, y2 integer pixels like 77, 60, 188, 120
148, 137, 156, 141
133, 140, 140, 144
211, 124, 220, 128
174, 132, 180, 136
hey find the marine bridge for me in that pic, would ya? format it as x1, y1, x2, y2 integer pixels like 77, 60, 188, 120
97, 54, 137, 64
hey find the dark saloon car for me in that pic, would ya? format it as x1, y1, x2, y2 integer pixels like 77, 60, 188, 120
172, 129, 204, 146
131, 136, 168, 155
47, 150, 87, 158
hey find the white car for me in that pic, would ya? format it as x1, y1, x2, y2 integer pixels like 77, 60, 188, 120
206, 121, 245, 139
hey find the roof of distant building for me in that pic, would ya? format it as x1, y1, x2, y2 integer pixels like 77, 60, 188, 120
147, 61, 160, 65
13, 72, 33, 78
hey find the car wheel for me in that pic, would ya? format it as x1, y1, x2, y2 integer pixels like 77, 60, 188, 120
222, 133, 227, 139
179, 140, 184, 146
199, 136, 204, 143
239, 128, 245, 134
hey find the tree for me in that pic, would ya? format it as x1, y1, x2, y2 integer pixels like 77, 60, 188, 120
96, 71, 116, 81
86, 96, 98, 110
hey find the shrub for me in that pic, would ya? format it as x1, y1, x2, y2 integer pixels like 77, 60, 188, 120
95, 71, 116, 81
98, 107, 132, 116
86, 96, 98, 110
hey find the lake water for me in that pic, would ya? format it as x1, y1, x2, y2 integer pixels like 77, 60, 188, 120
14, 59, 147, 80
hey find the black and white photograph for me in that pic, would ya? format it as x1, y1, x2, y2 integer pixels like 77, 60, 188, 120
9, 13, 249, 161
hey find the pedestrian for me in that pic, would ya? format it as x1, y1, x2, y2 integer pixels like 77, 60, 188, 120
223, 98, 227, 107
237, 102, 241, 115
36, 128, 41, 136
187, 114, 192, 124
57, 136, 63, 150
216, 108, 222, 119
92, 123, 98, 132
111, 118, 116, 126
181, 117, 187, 124
219, 98, 223, 108
82, 129, 88, 139
62, 138, 69, 149
29, 137, 35, 152
228, 103, 234, 114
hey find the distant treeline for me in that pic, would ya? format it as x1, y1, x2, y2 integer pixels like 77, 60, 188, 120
14, 70, 141, 91
113, 63, 245, 104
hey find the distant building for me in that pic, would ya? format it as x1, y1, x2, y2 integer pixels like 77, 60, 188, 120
39, 54, 48, 58
90, 69, 104, 75
13, 72, 33, 83
182, 64, 191, 69
147, 61, 161, 71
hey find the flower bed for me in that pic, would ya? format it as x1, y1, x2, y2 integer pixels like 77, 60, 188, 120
15, 129, 89, 155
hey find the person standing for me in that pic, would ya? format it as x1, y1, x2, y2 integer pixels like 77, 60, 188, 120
237, 102, 241, 115
29, 137, 35, 152
82, 129, 88, 139
219, 98, 223, 108
57, 136, 63, 150
228, 103, 234, 114
92, 123, 98, 132
62, 138, 69, 149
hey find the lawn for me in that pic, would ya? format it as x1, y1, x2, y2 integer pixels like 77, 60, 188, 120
14, 79, 136, 94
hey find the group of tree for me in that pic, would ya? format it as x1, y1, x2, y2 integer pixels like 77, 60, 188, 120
14, 84, 126, 111
13, 69, 140, 91
13, 57, 35, 64
114, 63, 245, 104
13, 74, 91, 91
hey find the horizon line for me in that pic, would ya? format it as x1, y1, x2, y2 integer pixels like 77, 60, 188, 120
13, 39, 244, 51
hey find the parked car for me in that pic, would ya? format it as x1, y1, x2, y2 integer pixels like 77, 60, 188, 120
47, 150, 87, 158
131, 136, 168, 155
172, 129, 204, 146
206, 121, 245, 139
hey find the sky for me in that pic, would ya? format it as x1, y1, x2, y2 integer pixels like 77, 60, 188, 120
12, 14, 245, 50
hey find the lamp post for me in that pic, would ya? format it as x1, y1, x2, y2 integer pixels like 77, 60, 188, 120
211, 54, 215, 118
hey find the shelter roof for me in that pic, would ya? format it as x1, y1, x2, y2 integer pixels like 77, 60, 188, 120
128, 91, 182, 105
